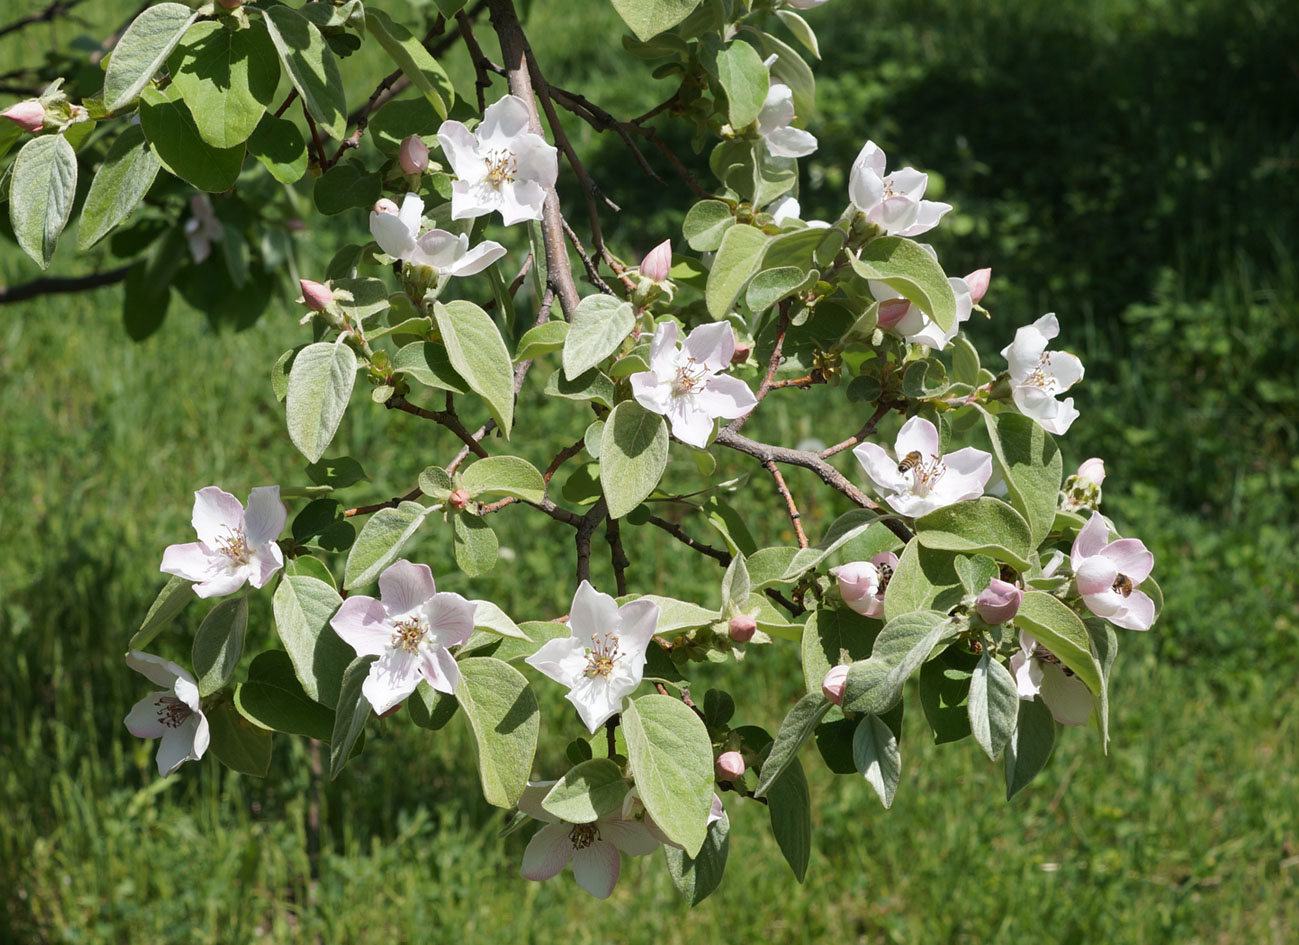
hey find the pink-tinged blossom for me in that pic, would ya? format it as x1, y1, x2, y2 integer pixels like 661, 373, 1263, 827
161, 486, 285, 598
398, 135, 429, 174
330, 559, 476, 713
854, 417, 992, 517
525, 581, 660, 732
975, 578, 1023, 624
184, 194, 222, 263
640, 239, 672, 283
869, 267, 973, 350
629, 321, 757, 448
124, 651, 210, 776
518, 780, 660, 899
298, 279, 333, 312
1009, 631, 1093, 726
822, 665, 849, 705
370, 193, 506, 276
436, 94, 558, 224
1, 99, 45, 132
965, 267, 991, 304
1001, 313, 1084, 434
849, 140, 951, 237
716, 751, 746, 781
1071, 512, 1156, 631
757, 82, 817, 159
832, 551, 898, 618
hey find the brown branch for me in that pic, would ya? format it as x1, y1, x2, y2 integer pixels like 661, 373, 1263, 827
274, 90, 298, 119
385, 394, 490, 458
0, 264, 130, 305
767, 371, 825, 391
644, 514, 732, 565
560, 217, 615, 295
820, 400, 896, 459
478, 435, 586, 515
302, 102, 328, 169
606, 517, 629, 596
455, 8, 497, 113
727, 305, 790, 434
574, 499, 607, 583
764, 460, 808, 548
343, 487, 422, 519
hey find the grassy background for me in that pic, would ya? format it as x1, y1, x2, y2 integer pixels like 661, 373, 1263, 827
2, 0, 1298, 941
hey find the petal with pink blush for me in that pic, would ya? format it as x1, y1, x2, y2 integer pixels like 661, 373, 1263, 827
160, 541, 224, 584
249, 544, 284, 589
520, 822, 573, 881
681, 322, 734, 372
426, 591, 476, 648
1072, 512, 1112, 565
1101, 539, 1154, 584
1109, 590, 1155, 632
243, 486, 285, 545
330, 595, 393, 656
191, 486, 245, 548
1075, 555, 1119, 597
420, 646, 461, 694
571, 840, 621, 899
601, 819, 660, 857
379, 560, 437, 617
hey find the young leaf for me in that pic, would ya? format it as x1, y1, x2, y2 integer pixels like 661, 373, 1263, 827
562, 295, 636, 380
272, 574, 352, 709
207, 699, 271, 777
192, 596, 248, 697
138, 86, 245, 193
664, 805, 730, 906
705, 223, 768, 318
285, 341, 358, 463
460, 455, 545, 503
968, 651, 1019, 761
514, 320, 568, 362
9, 134, 77, 268
470, 599, 531, 641
682, 199, 734, 252
130, 575, 196, 651
849, 236, 957, 333
720, 552, 750, 610
774, 9, 820, 59
103, 3, 198, 113
544, 366, 615, 408
330, 655, 377, 779
343, 501, 431, 589
915, 497, 1033, 571
456, 657, 539, 808
234, 650, 334, 741
853, 714, 902, 809
1005, 696, 1056, 800
366, 9, 454, 119
392, 341, 470, 394
599, 401, 669, 518
452, 513, 498, 577
77, 125, 161, 250
622, 694, 714, 856
168, 19, 279, 149
753, 692, 832, 798
609, 0, 703, 41
714, 39, 768, 128
540, 758, 629, 823
432, 300, 515, 436
261, 4, 347, 139
800, 606, 879, 695
882, 540, 965, 621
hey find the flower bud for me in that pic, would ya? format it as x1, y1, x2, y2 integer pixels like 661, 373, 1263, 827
1, 99, 45, 133
975, 578, 1023, 625
876, 297, 912, 330
447, 488, 471, 511
728, 613, 756, 643
298, 279, 333, 312
640, 239, 672, 283
730, 342, 752, 365
964, 267, 992, 304
398, 135, 429, 175
373, 197, 399, 215
1076, 457, 1106, 488
284, 218, 307, 232
822, 665, 849, 706
832, 561, 883, 617
715, 751, 745, 781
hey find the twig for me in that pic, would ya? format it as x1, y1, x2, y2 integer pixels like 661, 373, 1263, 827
302, 102, 327, 169
274, 90, 299, 119
560, 217, 615, 295
0, 265, 130, 305
820, 401, 895, 459
385, 394, 490, 458
643, 514, 732, 565
605, 716, 618, 757
767, 371, 824, 391
343, 487, 422, 519
606, 517, 629, 595
455, 8, 496, 113
574, 499, 607, 583
764, 461, 808, 548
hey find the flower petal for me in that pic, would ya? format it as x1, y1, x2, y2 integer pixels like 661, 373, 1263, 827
894, 416, 941, 460
695, 375, 757, 420
520, 822, 573, 881
647, 321, 679, 370
571, 840, 621, 899
614, 599, 660, 662
125, 693, 168, 739
630, 372, 671, 416
444, 238, 507, 277
160, 541, 225, 584
449, 179, 500, 221
480, 94, 533, 144
895, 199, 952, 237
1100, 539, 1155, 584
243, 486, 285, 546
571, 580, 621, 639
361, 649, 422, 714
1075, 555, 1119, 597
194, 569, 250, 599
248, 544, 284, 589
330, 595, 392, 657
420, 646, 462, 694
436, 120, 481, 180
1071, 511, 1111, 565
601, 818, 661, 857
498, 179, 548, 225
764, 126, 818, 159
425, 591, 477, 648
1110, 589, 1155, 631
682, 322, 734, 372
126, 650, 191, 692
853, 441, 906, 495
666, 394, 715, 448
1039, 663, 1093, 726
513, 134, 559, 188
567, 675, 623, 733
191, 486, 245, 548
516, 780, 560, 822
370, 208, 417, 260
156, 715, 203, 776
525, 636, 587, 688
379, 559, 437, 618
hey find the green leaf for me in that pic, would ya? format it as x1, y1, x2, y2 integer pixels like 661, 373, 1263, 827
843, 611, 958, 715
457, 657, 539, 808
208, 699, 271, 777
954, 553, 1000, 597
330, 655, 377, 779
745, 266, 811, 312
408, 683, 458, 731
883, 540, 964, 621
130, 576, 196, 651
460, 455, 545, 503
720, 553, 750, 611
305, 456, 368, 489
285, 341, 358, 463
392, 341, 470, 394
979, 408, 1064, 548
919, 655, 974, 744
853, 714, 901, 809
192, 596, 248, 697
235, 650, 334, 741
344, 501, 431, 589
623, 694, 714, 856
77, 125, 161, 250
138, 86, 244, 193
432, 300, 515, 436
452, 513, 498, 577
314, 160, 383, 215
758, 31, 815, 120
764, 746, 811, 882
609, 0, 703, 41
968, 651, 1019, 761
800, 606, 878, 695
706, 223, 768, 318
168, 20, 279, 149
9, 134, 77, 268
285, 553, 338, 587
366, 8, 454, 119
714, 40, 768, 127
1005, 696, 1056, 800
540, 758, 628, 823
261, 4, 347, 140
418, 465, 453, 500
247, 114, 308, 183
600, 401, 669, 518
635, 595, 721, 635
562, 295, 636, 380
514, 320, 568, 362
916, 497, 1033, 571
753, 692, 831, 798
470, 600, 530, 640
1015, 591, 1104, 698
664, 804, 730, 906
544, 367, 614, 408
780, 508, 881, 581
774, 9, 820, 59
103, 3, 198, 113
272, 575, 352, 709
682, 199, 734, 252
849, 236, 957, 333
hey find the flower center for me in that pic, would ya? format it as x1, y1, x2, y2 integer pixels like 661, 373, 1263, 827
214, 526, 251, 565
1023, 352, 1060, 392
583, 632, 622, 679
391, 616, 429, 653
1112, 573, 1134, 597
155, 694, 193, 729
484, 148, 517, 187
569, 823, 600, 849
901, 453, 946, 496
672, 358, 710, 396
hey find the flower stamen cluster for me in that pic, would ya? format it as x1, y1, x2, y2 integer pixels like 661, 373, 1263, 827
583, 632, 622, 679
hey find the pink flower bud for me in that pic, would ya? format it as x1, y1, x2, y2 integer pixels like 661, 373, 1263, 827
284, 218, 307, 232
876, 297, 912, 330
832, 561, 883, 617
373, 197, 399, 215
1076, 457, 1106, 488
728, 613, 756, 642
298, 279, 333, 312
715, 751, 746, 781
640, 239, 672, 283
976, 578, 1023, 625
730, 342, 751, 365
448, 488, 471, 511
964, 267, 992, 304
398, 135, 429, 175
1, 100, 45, 133
822, 665, 849, 706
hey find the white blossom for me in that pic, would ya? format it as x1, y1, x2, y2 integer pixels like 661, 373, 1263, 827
757, 82, 817, 159
849, 140, 951, 237
1001, 313, 1084, 434
124, 651, 210, 776
854, 417, 992, 517
1071, 511, 1156, 631
160, 486, 285, 598
369, 193, 506, 276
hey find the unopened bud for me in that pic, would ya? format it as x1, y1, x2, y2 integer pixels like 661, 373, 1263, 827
1, 99, 45, 133
640, 239, 672, 283
876, 297, 911, 330
730, 342, 752, 365
1075, 457, 1106, 488
298, 279, 333, 312
975, 578, 1023, 625
447, 487, 471, 510
822, 665, 849, 706
398, 135, 429, 175
715, 751, 745, 781
373, 197, 399, 215
964, 267, 991, 304
728, 613, 757, 642
285, 218, 307, 232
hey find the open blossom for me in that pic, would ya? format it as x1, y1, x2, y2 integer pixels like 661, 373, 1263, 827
768, 195, 829, 228
1001, 313, 1084, 434
161, 486, 285, 598
854, 417, 992, 517
184, 194, 222, 263
330, 559, 476, 713
436, 94, 558, 225
757, 81, 817, 159
518, 781, 660, 899
849, 140, 952, 237
1009, 630, 1093, 726
871, 264, 976, 350
124, 651, 210, 776
370, 193, 506, 276
832, 551, 898, 617
525, 581, 659, 732
630, 321, 757, 448
1071, 511, 1155, 631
